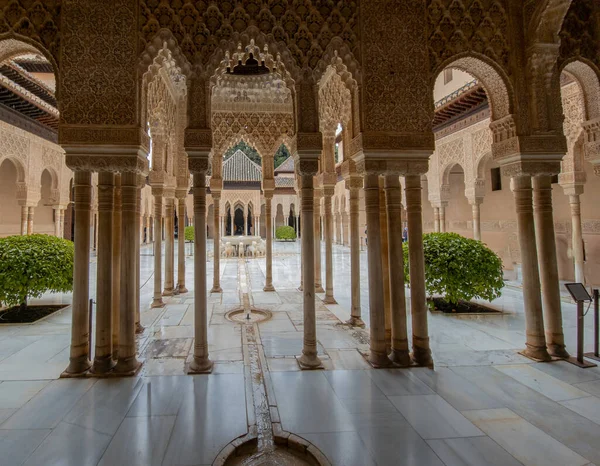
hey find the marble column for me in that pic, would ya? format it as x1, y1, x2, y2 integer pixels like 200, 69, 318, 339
471, 200, 482, 241
151, 188, 164, 308
112, 175, 122, 359
379, 181, 392, 351
177, 195, 188, 293
114, 172, 142, 374
54, 206, 62, 237
296, 215, 300, 237
19, 205, 27, 235
27, 206, 34, 234
439, 204, 446, 232
314, 189, 325, 293
91, 172, 115, 374
533, 175, 568, 358
135, 176, 143, 333
212, 194, 223, 292
405, 175, 433, 366
568, 192, 585, 283
364, 174, 392, 367
60, 208, 66, 238
145, 215, 151, 243
512, 175, 551, 361
433, 207, 440, 233
323, 188, 336, 304
229, 212, 233, 236
64, 171, 92, 375
163, 197, 175, 296
385, 175, 410, 366
348, 183, 364, 326
264, 193, 275, 291
189, 171, 213, 373
298, 172, 322, 369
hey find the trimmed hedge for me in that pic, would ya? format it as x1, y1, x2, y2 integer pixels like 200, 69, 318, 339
275, 225, 297, 240
403, 232, 504, 305
0, 234, 74, 308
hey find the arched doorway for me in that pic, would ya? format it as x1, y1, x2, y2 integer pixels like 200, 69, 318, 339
233, 207, 244, 235
0, 159, 21, 236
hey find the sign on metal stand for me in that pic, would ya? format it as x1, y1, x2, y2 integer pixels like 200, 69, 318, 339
564, 283, 597, 368
585, 289, 600, 363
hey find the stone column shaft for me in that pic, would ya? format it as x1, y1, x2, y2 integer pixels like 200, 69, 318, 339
533, 175, 568, 358
264, 195, 275, 291
92, 172, 115, 374
112, 175, 122, 358
178, 197, 187, 293
20, 205, 27, 235
27, 206, 34, 234
298, 174, 322, 369
323, 192, 336, 304
152, 193, 164, 308
64, 171, 92, 375
135, 178, 143, 333
569, 194, 585, 284
59, 209, 66, 238
212, 196, 222, 292
472, 201, 482, 241
364, 174, 391, 367
189, 173, 212, 373
349, 187, 363, 325
379, 182, 392, 350
512, 175, 551, 361
439, 205, 446, 232
114, 172, 142, 374
405, 175, 432, 366
54, 207, 62, 237
433, 207, 440, 233
385, 176, 410, 366
163, 198, 175, 296
314, 193, 324, 293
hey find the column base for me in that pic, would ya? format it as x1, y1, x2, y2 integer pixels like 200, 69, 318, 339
135, 323, 145, 334
297, 286, 303, 292
188, 357, 214, 374
323, 295, 337, 305
547, 343, 570, 359
151, 298, 164, 308
345, 316, 366, 328
90, 356, 116, 375
61, 357, 91, 378
263, 284, 276, 292
211, 286, 223, 293
389, 349, 411, 367
366, 351, 393, 368
411, 347, 434, 368
113, 357, 142, 376
178, 285, 188, 294
315, 285, 325, 293
162, 288, 174, 296
296, 352, 323, 370
519, 345, 552, 362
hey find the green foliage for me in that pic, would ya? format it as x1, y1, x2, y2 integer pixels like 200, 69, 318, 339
0, 234, 74, 308
403, 233, 504, 305
275, 225, 297, 240
274, 144, 291, 168
224, 141, 262, 165
184, 226, 195, 242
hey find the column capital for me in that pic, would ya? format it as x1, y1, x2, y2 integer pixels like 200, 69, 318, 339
355, 156, 429, 176
262, 178, 275, 191
500, 160, 562, 177
175, 188, 188, 200
295, 159, 319, 176
151, 185, 164, 197
263, 190, 274, 200
63, 146, 149, 175
209, 177, 223, 192
187, 149, 211, 175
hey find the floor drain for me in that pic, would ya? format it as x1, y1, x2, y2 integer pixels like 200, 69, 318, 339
226, 308, 272, 324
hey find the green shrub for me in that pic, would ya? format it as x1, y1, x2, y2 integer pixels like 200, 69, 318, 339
403, 232, 504, 305
0, 234, 74, 309
184, 226, 195, 242
275, 225, 297, 240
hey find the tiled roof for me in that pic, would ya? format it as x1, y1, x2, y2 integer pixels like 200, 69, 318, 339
222, 150, 262, 182
275, 177, 295, 188
274, 156, 294, 173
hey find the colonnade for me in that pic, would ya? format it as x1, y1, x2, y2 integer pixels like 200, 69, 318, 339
16, 204, 67, 237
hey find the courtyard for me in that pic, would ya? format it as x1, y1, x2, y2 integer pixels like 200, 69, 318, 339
0, 242, 599, 466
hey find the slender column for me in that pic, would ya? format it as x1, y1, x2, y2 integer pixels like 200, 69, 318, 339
348, 184, 363, 326
569, 193, 585, 284
512, 175, 551, 361
135, 176, 143, 333
385, 176, 410, 365
230, 212, 233, 236
20, 205, 27, 235
264, 193, 275, 291
314, 190, 325, 293
27, 206, 34, 234
114, 172, 142, 374
405, 175, 433, 366
145, 215, 150, 243
151, 189, 164, 307
189, 172, 213, 373
177, 195, 188, 293
59, 209, 66, 238
64, 171, 92, 375
433, 207, 440, 232
163, 197, 175, 296
533, 175, 568, 358
379, 181, 392, 351
112, 175, 122, 359
439, 205, 446, 232
364, 174, 392, 367
91, 172, 115, 374
471, 200, 482, 241
296, 215, 300, 237
323, 189, 336, 304
298, 173, 322, 368
54, 207, 62, 237
212, 194, 222, 292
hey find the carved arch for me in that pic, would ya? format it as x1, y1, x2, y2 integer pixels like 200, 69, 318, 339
0, 156, 25, 183
560, 59, 600, 121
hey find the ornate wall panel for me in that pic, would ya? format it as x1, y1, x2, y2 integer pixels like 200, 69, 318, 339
559, 0, 600, 68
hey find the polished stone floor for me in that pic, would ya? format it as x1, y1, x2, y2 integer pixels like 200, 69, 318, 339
1, 241, 600, 465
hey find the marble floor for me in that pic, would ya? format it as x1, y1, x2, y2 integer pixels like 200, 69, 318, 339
1, 240, 600, 465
